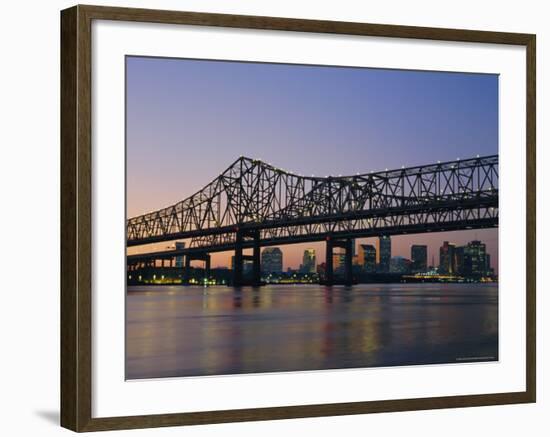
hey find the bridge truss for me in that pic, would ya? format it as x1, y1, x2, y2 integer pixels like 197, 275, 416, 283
127, 155, 498, 251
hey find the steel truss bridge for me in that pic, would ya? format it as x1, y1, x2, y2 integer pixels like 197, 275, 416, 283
127, 155, 498, 285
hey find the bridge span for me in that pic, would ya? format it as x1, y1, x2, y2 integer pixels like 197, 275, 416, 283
127, 155, 498, 285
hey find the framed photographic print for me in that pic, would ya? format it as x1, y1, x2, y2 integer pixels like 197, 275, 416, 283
60, 4, 536, 432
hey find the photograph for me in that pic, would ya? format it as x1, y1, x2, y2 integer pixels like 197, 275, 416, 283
125, 56, 499, 380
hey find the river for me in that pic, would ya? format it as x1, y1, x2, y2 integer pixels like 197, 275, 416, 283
126, 283, 498, 379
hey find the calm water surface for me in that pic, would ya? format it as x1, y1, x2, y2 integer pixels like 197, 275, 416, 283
126, 283, 498, 379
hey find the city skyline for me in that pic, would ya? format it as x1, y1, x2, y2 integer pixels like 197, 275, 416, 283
126, 56, 498, 273
226, 234, 496, 273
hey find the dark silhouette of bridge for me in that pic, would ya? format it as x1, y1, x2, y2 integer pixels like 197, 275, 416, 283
127, 155, 498, 286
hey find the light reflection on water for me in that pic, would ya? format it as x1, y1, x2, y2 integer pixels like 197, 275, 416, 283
126, 283, 498, 379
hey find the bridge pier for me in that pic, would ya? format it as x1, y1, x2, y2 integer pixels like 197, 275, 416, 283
184, 256, 191, 283
252, 232, 261, 286
204, 255, 211, 283
234, 231, 243, 286
233, 229, 262, 287
183, 253, 211, 285
325, 236, 353, 286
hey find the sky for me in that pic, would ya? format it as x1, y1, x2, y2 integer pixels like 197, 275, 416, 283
126, 56, 498, 271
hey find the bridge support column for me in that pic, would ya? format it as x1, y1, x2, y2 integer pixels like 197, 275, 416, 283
184, 256, 191, 284
182, 253, 210, 285
233, 229, 261, 287
234, 231, 244, 287
325, 237, 334, 286
325, 236, 353, 286
204, 255, 211, 284
252, 230, 261, 286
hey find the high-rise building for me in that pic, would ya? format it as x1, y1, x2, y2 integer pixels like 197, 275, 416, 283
466, 240, 487, 276
411, 245, 427, 273
378, 236, 391, 273
455, 246, 466, 275
439, 241, 457, 274
302, 249, 316, 273
261, 247, 283, 273
358, 244, 377, 273
175, 241, 186, 268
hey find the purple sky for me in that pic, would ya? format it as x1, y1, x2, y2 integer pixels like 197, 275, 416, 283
126, 56, 498, 270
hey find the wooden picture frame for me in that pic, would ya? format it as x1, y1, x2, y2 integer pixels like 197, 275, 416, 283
61, 4, 536, 432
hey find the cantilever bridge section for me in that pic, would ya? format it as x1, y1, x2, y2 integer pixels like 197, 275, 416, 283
127, 155, 498, 285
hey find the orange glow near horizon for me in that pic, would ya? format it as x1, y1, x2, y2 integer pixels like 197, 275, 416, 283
127, 227, 498, 273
